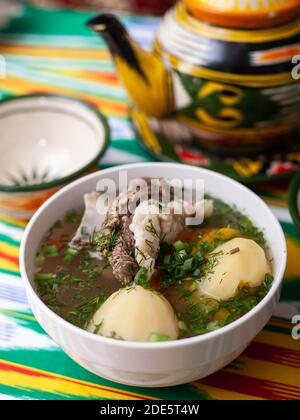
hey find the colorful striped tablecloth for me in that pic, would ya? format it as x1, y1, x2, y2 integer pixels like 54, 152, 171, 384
0, 4, 299, 400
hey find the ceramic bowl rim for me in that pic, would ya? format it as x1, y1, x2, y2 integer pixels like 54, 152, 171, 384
0, 94, 110, 193
288, 170, 300, 232
20, 163, 287, 350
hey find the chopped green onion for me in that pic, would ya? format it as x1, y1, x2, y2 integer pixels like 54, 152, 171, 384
178, 321, 188, 331
193, 251, 204, 262
207, 321, 220, 332
41, 245, 59, 258
178, 250, 187, 259
163, 255, 171, 265
35, 255, 45, 267
183, 258, 194, 272
134, 267, 150, 289
189, 281, 198, 293
63, 248, 79, 264
35, 273, 55, 282
264, 273, 274, 287
174, 241, 188, 252
148, 333, 171, 342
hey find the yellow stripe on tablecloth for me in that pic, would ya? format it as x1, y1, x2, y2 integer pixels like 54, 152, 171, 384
0, 242, 19, 259
285, 236, 300, 279
0, 215, 27, 229
0, 257, 19, 272
1, 75, 128, 117
0, 310, 36, 321
255, 330, 300, 352
0, 44, 110, 60
51, 68, 120, 86
225, 357, 300, 390
194, 383, 265, 400
0, 360, 156, 401
263, 198, 288, 208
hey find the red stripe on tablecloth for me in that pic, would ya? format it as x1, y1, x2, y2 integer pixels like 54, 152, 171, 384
0, 361, 153, 400
0, 251, 19, 266
243, 342, 300, 369
200, 371, 300, 400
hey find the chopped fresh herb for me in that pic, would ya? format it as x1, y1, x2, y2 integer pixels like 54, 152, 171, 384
93, 321, 103, 335
145, 218, 159, 238
41, 245, 59, 258
230, 247, 240, 255
35, 273, 55, 282
134, 267, 150, 289
110, 331, 124, 340
264, 273, 274, 287
145, 239, 154, 249
63, 247, 79, 264
35, 254, 45, 267
207, 321, 221, 332
93, 226, 121, 255
174, 240, 188, 252
67, 294, 107, 329
178, 271, 273, 338
35, 272, 69, 298
79, 252, 105, 280
34, 194, 271, 341
148, 333, 171, 342
64, 212, 82, 223
202, 251, 223, 278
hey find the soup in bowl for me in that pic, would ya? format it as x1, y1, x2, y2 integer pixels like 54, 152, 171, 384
20, 163, 287, 387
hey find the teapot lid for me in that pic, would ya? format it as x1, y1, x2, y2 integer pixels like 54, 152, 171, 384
184, 0, 300, 28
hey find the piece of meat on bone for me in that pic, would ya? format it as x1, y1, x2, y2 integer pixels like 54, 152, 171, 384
95, 213, 139, 286
70, 178, 153, 251
93, 178, 160, 285
109, 242, 139, 286
71, 178, 210, 286
130, 199, 214, 275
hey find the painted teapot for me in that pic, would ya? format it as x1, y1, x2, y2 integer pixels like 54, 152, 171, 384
88, 0, 300, 154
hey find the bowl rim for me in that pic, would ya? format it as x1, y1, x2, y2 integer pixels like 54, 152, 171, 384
20, 162, 287, 349
288, 170, 300, 232
0, 94, 110, 193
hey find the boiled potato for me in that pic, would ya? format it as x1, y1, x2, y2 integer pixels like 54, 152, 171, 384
88, 285, 179, 342
197, 238, 271, 301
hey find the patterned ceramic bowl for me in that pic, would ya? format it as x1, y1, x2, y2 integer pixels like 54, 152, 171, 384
289, 171, 300, 232
0, 95, 109, 219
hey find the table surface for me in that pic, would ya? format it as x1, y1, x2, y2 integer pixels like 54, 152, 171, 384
0, 4, 299, 400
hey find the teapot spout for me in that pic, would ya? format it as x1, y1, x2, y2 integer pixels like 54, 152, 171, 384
87, 14, 174, 118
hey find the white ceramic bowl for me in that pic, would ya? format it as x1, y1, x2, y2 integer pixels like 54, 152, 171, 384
0, 95, 109, 218
20, 163, 287, 387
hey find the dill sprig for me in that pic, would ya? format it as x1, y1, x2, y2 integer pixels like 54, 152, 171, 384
93, 226, 121, 255
67, 294, 107, 329
145, 218, 160, 239
180, 273, 274, 337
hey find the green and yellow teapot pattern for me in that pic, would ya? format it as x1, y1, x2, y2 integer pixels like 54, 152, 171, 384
88, 0, 300, 154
